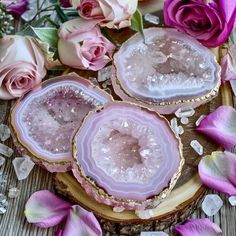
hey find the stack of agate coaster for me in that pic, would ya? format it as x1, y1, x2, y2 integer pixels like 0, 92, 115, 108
112, 28, 221, 114
10, 74, 112, 172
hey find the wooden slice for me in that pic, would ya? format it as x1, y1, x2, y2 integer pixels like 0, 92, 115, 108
54, 4, 234, 234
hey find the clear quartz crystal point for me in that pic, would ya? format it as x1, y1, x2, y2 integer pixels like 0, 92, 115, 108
98, 66, 112, 82
12, 156, 35, 180
135, 209, 155, 219
0, 143, 14, 157
0, 156, 5, 166
144, 13, 160, 25
0, 193, 8, 214
195, 115, 206, 126
180, 117, 189, 125
228, 196, 236, 206
175, 107, 195, 118
113, 207, 125, 213
190, 140, 203, 155
0, 124, 11, 142
170, 118, 179, 136
8, 187, 20, 198
141, 232, 169, 236
178, 126, 184, 135
201, 194, 223, 216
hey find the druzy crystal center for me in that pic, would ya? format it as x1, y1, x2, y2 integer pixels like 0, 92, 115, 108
92, 117, 162, 184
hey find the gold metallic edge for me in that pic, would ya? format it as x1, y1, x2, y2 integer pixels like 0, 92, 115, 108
72, 100, 185, 205
10, 73, 114, 166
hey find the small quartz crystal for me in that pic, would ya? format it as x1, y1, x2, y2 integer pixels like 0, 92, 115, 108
135, 209, 155, 219
8, 187, 20, 198
175, 107, 195, 118
0, 143, 14, 157
170, 118, 179, 136
12, 156, 35, 180
190, 140, 203, 155
98, 66, 112, 82
141, 232, 169, 236
201, 194, 223, 216
178, 126, 184, 135
88, 77, 99, 86
144, 13, 160, 25
113, 207, 125, 213
180, 117, 189, 125
228, 196, 236, 206
0, 124, 11, 142
0, 193, 8, 214
195, 115, 206, 126
0, 156, 5, 166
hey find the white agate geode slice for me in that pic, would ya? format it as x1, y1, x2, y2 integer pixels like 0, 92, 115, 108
112, 28, 221, 114
72, 102, 184, 210
10, 74, 112, 172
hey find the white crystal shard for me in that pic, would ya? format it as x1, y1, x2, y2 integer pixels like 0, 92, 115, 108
0, 143, 14, 157
0, 207, 6, 214
98, 66, 112, 82
190, 140, 203, 155
201, 194, 223, 216
144, 13, 160, 25
12, 156, 35, 180
170, 118, 179, 135
0, 156, 5, 166
228, 196, 236, 206
0, 193, 7, 214
195, 115, 206, 126
141, 232, 169, 236
180, 117, 189, 125
0, 124, 11, 142
135, 209, 155, 219
113, 207, 125, 213
88, 77, 99, 86
175, 107, 195, 118
8, 187, 20, 198
178, 126, 184, 135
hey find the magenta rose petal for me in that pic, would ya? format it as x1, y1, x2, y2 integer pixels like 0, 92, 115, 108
25, 190, 71, 228
196, 105, 236, 150
10, 74, 112, 172
58, 205, 102, 236
198, 151, 236, 195
72, 101, 184, 210
174, 218, 222, 236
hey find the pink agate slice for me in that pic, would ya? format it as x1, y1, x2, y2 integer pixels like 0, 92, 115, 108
112, 28, 221, 114
73, 102, 183, 210
11, 74, 112, 172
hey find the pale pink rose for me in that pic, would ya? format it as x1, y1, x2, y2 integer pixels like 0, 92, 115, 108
0, 35, 47, 100
58, 18, 115, 71
74, 0, 138, 29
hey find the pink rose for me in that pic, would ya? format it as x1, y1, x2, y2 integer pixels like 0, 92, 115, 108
0, 35, 47, 100
164, 0, 236, 47
1, 0, 29, 17
58, 18, 115, 71
74, 0, 138, 29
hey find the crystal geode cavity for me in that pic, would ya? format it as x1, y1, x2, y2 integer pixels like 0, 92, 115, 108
10, 74, 112, 172
73, 102, 184, 210
112, 28, 221, 114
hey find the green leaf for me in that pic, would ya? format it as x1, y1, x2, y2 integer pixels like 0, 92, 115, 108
130, 9, 144, 39
18, 26, 59, 49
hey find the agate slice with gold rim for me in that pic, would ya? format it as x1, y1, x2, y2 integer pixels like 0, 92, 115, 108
10, 73, 112, 172
112, 28, 221, 114
72, 102, 184, 210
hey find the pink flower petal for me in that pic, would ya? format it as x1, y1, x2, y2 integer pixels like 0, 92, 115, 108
199, 151, 236, 195
58, 205, 102, 236
196, 105, 236, 150
174, 218, 222, 236
25, 190, 72, 228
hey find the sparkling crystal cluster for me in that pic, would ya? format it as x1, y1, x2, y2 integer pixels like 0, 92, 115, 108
73, 102, 183, 210
112, 28, 221, 114
11, 74, 112, 172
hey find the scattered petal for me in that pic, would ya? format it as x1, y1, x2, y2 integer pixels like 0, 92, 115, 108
174, 218, 222, 236
25, 190, 71, 228
196, 106, 236, 150
58, 205, 102, 236
198, 151, 236, 195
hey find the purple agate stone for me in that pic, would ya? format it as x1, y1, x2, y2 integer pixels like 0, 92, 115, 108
112, 28, 221, 114
10, 74, 112, 172
73, 102, 183, 210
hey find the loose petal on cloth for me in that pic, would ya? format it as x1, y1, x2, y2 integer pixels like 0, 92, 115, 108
25, 190, 72, 228
199, 151, 236, 195
174, 218, 222, 236
196, 105, 236, 150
